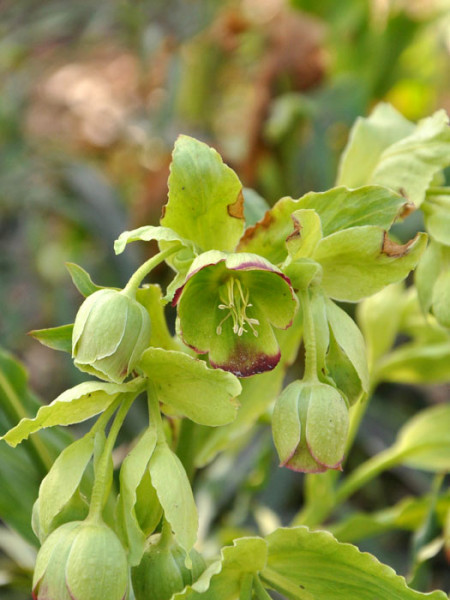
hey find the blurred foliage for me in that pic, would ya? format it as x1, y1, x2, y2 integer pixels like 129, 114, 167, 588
1, 0, 450, 597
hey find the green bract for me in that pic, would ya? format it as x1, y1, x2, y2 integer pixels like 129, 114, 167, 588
72, 288, 151, 383
173, 250, 298, 377
132, 526, 206, 600
272, 380, 349, 473
32, 520, 128, 600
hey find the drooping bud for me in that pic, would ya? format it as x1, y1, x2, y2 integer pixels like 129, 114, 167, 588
131, 526, 206, 600
72, 288, 151, 383
32, 520, 129, 600
272, 380, 349, 473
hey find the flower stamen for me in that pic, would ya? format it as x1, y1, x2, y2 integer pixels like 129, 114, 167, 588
216, 278, 259, 337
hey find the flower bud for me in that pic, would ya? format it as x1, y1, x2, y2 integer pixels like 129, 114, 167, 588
272, 380, 349, 473
32, 520, 128, 600
72, 288, 151, 383
131, 528, 206, 600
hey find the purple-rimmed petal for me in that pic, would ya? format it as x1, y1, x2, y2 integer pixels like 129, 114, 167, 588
174, 251, 298, 377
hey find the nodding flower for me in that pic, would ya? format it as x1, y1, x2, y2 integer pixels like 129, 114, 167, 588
173, 250, 298, 377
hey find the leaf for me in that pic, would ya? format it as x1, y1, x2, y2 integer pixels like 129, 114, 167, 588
174, 537, 268, 600
29, 324, 73, 353
432, 268, 450, 329
337, 405, 450, 503
238, 186, 408, 264
114, 225, 194, 255
0, 349, 72, 544
286, 209, 322, 259
422, 194, 450, 247
1, 379, 144, 447
356, 283, 405, 367
0, 442, 42, 545
337, 104, 450, 207
139, 348, 241, 427
65, 262, 104, 297
325, 298, 369, 397
161, 135, 245, 252
136, 285, 180, 351
261, 527, 447, 600
312, 226, 427, 301
395, 403, 450, 471
330, 491, 450, 543
337, 103, 415, 189
415, 241, 443, 315
375, 342, 450, 384
149, 441, 198, 553
116, 427, 157, 565
242, 187, 270, 228
36, 433, 95, 541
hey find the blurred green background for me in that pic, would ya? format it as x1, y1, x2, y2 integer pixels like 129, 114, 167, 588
1, 0, 450, 597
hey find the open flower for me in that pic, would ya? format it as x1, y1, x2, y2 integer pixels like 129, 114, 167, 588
173, 251, 298, 377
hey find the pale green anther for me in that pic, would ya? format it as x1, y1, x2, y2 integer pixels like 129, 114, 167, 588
216, 278, 260, 337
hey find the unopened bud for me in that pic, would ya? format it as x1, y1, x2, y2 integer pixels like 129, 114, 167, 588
32, 520, 128, 600
132, 527, 206, 600
272, 380, 349, 473
72, 289, 151, 383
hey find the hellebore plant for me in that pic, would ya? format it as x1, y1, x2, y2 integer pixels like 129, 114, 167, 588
1, 104, 450, 600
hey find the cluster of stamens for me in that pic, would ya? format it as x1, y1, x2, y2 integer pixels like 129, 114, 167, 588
216, 278, 260, 337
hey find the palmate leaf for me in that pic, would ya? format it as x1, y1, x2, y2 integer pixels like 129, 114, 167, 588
337, 103, 450, 207
149, 441, 198, 555
238, 186, 408, 264
116, 427, 157, 566
314, 227, 427, 302
35, 433, 95, 541
261, 527, 447, 600
161, 135, 245, 252
139, 348, 241, 427
173, 537, 268, 600
114, 225, 194, 255
1, 379, 145, 447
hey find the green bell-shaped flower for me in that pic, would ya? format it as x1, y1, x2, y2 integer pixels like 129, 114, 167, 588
131, 525, 206, 600
72, 288, 151, 383
173, 250, 298, 377
32, 520, 128, 600
272, 380, 349, 472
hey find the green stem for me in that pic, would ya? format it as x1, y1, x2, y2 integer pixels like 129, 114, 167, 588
0, 370, 53, 474
176, 418, 198, 483
408, 472, 445, 588
88, 393, 136, 522
334, 447, 403, 505
147, 381, 165, 443
122, 245, 181, 297
426, 186, 450, 196
298, 289, 318, 382
239, 573, 253, 600
253, 575, 273, 600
